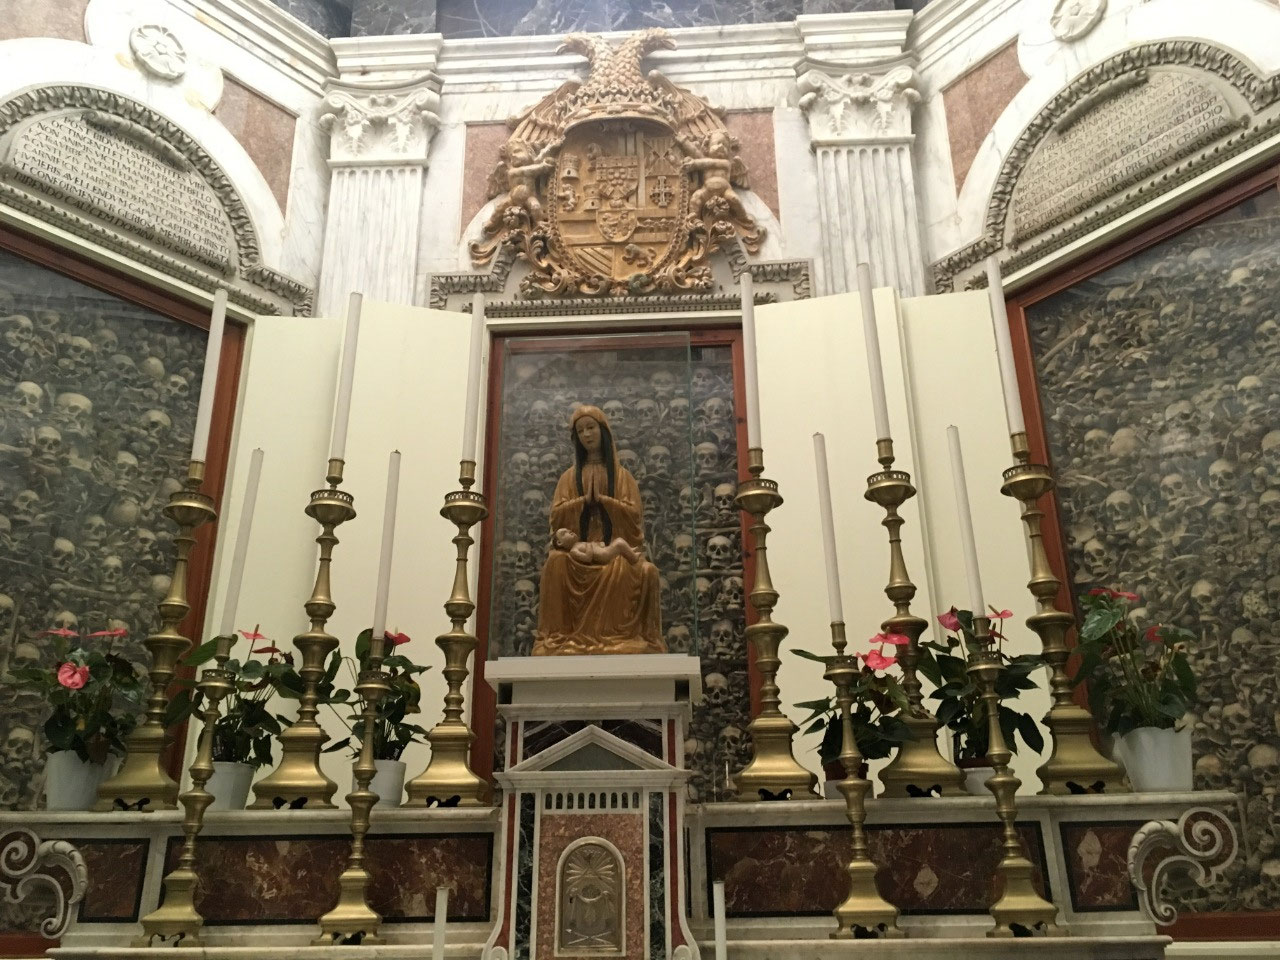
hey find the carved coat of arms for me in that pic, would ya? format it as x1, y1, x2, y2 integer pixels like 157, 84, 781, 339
471, 29, 764, 297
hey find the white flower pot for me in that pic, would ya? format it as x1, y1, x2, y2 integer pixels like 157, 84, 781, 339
355, 759, 406, 807
206, 761, 255, 811
1115, 726, 1193, 792
44, 752, 119, 811
962, 764, 995, 796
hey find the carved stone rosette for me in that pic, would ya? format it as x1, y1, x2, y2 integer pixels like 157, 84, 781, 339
469, 29, 765, 299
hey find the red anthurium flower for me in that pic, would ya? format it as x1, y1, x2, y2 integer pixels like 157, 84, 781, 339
1144, 625, 1164, 643
56, 663, 90, 689
386, 631, 411, 646
253, 646, 284, 656
990, 608, 1013, 620
41, 627, 80, 639
86, 628, 127, 638
1089, 587, 1140, 603
937, 610, 961, 632
1119, 591, 1140, 603
872, 632, 911, 646
862, 650, 897, 671
239, 625, 267, 642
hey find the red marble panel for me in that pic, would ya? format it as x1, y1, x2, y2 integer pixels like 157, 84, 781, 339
461, 122, 511, 231
537, 813, 645, 960
163, 833, 492, 923
1060, 821, 1142, 912
79, 839, 148, 922
214, 77, 297, 214
724, 111, 779, 221
0, 0, 88, 41
707, 822, 1049, 915
942, 40, 1028, 194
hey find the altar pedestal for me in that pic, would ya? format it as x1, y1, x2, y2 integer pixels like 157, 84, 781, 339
482, 654, 703, 960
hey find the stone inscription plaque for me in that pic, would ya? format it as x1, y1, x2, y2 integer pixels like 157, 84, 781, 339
3, 111, 234, 269
1011, 70, 1237, 242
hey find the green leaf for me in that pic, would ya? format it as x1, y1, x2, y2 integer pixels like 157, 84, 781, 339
1015, 710, 1045, 754
183, 638, 222, 667
322, 737, 352, 754
791, 649, 836, 664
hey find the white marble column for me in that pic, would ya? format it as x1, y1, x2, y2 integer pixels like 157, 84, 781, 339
797, 64, 927, 297
316, 73, 442, 315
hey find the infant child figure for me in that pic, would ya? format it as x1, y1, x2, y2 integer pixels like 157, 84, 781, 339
553, 528, 639, 566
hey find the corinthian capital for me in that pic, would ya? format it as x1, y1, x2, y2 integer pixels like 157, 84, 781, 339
796, 64, 920, 142
319, 74, 442, 166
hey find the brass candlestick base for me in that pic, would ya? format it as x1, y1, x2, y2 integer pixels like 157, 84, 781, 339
865, 440, 964, 799
968, 615, 1064, 938
1001, 434, 1127, 796
98, 459, 217, 812
316, 654, 393, 944
406, 461, 488, 807
732, 447, 817, 802
134, 636, 237, 946
251, 459, 356, 810
826, 622, 902, 939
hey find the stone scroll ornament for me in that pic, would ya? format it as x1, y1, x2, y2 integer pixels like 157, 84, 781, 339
0, 828, 87, 938
470, 28, 764, 298
1127, 807, 1238, 925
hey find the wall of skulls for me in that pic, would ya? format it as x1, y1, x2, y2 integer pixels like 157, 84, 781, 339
0, 248, 205, 810
1026, 186, 1280, 911
487, 338, 748, 800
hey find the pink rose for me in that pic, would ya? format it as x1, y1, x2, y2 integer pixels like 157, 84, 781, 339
937, 610, 961, 632
862, 650, 897, 671
56, 663, 89, 690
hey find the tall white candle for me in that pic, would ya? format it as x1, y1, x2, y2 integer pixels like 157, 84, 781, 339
433, 886, 449, 960
812, 433, 844, 623
329, 292, 363, 461
740, 273, 762, 449
946, 425, 986, 614
713, 881, 727, 960
369, 450, 402, 653
984, 256, 1027, 436
190, 288, 227, 463
856, 262, 892, 442
217, 447, 264, 637
461, 293, 486, 463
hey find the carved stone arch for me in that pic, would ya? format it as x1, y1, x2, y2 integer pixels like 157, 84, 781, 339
555, 836, 625, 956
0, 85, 312, 314
932, 41, 1280, 292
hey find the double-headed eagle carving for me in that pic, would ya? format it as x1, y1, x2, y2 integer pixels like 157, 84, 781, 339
471, 29, 764, 298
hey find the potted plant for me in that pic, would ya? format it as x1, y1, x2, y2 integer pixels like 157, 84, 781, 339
177, 626, 296, 810
1072, 588, 1196, 791
793, 633, 912, 793
5, 626, 146, 810
322, 629, 429, 806
918, 608, 1045, 795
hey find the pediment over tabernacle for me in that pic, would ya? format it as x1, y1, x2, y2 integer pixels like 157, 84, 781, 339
508, 725, 674, 775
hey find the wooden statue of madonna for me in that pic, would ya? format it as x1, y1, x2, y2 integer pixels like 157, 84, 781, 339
532, 405, 665, 655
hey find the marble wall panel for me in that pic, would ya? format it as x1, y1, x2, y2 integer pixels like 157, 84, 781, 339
214, 77, 298, 216
515, 793, 537, 960
941, 40, 1028, 196
705, 823, 1049, 915
536, 812, 645, 960
461, 122, 514, 234
160, 833, 492, 923
268, 0, 351, 38
723, 112, 779, 222
0, 0, 88, 42
1059, 821, 1142, 912
79, 838, 149, 922
350, 0, 436, 35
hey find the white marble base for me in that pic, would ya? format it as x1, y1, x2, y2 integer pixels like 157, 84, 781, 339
485, 653, 704, 704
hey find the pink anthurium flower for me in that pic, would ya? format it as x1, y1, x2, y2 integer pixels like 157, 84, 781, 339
862, 650, 897, 671
41, 627, 80, 639
937, 610, 961, 632
239, 625, 267, 642
85, 628, 127, 638
386, 631, 411, 646
990, 608, 1013, 620
56, 663, 90, 690
871, 632, 911, 646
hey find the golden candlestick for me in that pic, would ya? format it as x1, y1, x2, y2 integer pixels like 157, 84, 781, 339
315, 641, 393, 943
1000, 432, 1127, 795
967, 613, 1064, 937
98, 459, 217, 811
825, 621, 903, 938
406, 460, 488, 806
865, 438, 965, 798
732, 447, 817, 801
250, 458, 356, 809
134, 633, 237, 945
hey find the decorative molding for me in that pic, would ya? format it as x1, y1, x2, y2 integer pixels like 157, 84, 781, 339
796, 62, 921, 141
0, 86, 313, 314
0, 828, 87, 939
1049, 0, 1107, 43
129, 24, 188, 81
1127, 806, 1238, 926
931, 41, 1280, 292
319, 75, 443, 166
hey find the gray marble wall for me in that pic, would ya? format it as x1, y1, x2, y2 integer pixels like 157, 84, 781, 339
269, 0, 351, 37
350, 0, 436, 35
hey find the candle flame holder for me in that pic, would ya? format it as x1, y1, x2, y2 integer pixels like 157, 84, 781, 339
98, 459, 217, 812
865, 439, 965, 798
732, 447, 817, 802
406, 459, 488, 807
250, 458, 356, 809
1000, 432, 1127, 795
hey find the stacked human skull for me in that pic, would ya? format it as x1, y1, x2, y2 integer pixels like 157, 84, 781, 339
1027, 205, 1279, 909
0, 257, 206, 809
489, 345, 744, 799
